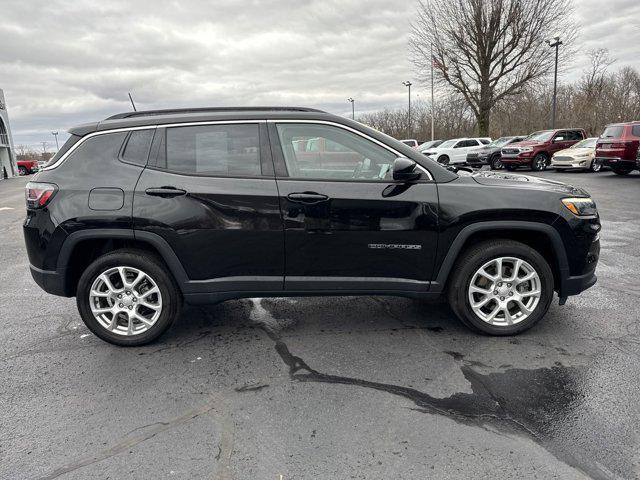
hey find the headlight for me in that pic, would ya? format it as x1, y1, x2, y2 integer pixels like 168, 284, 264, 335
562, 197, 597, 217
520, 147, 533, 152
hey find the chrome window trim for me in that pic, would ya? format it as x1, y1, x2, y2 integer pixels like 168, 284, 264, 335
42, 120, 267, 171
41, 119, 432, 180
267, 119, 433, 180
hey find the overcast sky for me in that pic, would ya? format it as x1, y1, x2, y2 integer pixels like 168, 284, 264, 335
1, 0, 639, 149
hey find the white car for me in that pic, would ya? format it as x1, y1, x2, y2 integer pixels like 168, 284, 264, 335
422, 138, 488, 165
551, 137, 600, 172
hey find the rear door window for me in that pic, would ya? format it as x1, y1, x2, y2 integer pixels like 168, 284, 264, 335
601, 125, 624, 138
161, 124, 261, 176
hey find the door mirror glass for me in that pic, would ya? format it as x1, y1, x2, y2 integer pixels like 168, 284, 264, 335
392, 158, 421, 181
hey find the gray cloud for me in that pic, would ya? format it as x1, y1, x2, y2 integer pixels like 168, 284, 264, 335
1, 0, 638, 148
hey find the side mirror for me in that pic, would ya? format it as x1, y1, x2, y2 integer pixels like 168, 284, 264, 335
554, 136, 564, 142
392, 157, 421, 182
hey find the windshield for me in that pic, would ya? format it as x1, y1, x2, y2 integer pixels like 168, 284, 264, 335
523, 130, 554, 142
572, 138, 597, 149
489, 137, 513, 147
438, 140, 457, 149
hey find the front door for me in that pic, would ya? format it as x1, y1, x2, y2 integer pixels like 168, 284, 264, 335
133, 122, 284, 293
268, 121, 439, 293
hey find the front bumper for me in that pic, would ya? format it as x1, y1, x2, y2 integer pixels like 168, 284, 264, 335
501, 155, 532, 165
563, 270, 597, 296
551, 158, 589, 168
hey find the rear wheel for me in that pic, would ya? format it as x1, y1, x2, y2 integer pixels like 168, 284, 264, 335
489, 155, 503, 170
18, 166, 27, 175
612, 165, 632, 175
76, 249, 182, 346
531, 153, 548, 171
447, 240, 554, 335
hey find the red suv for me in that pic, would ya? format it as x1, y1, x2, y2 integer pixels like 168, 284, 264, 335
17, 159, 39, 175
595, 121, 640, 175
501, 129, 586, 171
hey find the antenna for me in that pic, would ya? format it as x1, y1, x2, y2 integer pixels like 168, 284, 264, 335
128, 92, 137, 112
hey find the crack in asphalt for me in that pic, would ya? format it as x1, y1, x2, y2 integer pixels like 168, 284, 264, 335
38, 395, 232, 480
249, 298, 617, 480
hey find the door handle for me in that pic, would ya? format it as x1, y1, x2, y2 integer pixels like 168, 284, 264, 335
286, 192, 329, 204
145, 187, 187, 197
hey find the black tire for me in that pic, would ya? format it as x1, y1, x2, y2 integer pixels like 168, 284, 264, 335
446, 239, 554, 335
76, 249, 182, 346
489, 155, 502, 170
589, 159, 602, 172
612, 166, 632, 175
438, 155, 450, 165
18, 166, 27, 176
531, 153, 548, 171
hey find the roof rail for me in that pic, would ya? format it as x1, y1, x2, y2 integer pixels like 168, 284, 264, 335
105, 106, 326, 120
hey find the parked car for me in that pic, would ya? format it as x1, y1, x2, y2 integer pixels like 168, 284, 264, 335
501, 129, 586, 171
595, 121, 640, 175
17, 159, 39, 175
466, 136, 526, 169
400, 139, 420, 148
551, 137, 600, 172
24, 106, 600, 345
422, 138, 487, 165
417, 139, 444, 153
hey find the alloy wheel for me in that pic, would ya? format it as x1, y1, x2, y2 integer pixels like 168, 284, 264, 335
88, 266, 162, 336
467, 256, 541, 326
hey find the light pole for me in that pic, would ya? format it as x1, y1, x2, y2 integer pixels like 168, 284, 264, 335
51, 131, 59, 150
347, 97, 355, 120
402, 81, 412, 138
546, 36, 562, 129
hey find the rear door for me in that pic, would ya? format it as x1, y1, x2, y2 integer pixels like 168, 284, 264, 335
268, 121, 439, 293
133, 121, 284, 293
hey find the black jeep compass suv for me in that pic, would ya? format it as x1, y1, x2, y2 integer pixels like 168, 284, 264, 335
24, 107, 600, 346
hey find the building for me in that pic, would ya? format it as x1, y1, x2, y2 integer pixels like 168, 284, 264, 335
0, 89, 17, 179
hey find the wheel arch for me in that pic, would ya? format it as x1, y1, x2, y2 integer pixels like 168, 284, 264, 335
57, 230, 189, 296
432, 221, 569, 295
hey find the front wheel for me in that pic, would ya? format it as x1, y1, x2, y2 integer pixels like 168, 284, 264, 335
447, 240, 554, 335
76, 249, 182, 346
589, 159, 602, 172
438, 155, 450, 166
531, 154, 548, 171
489, 155, 503, 170
18, 166, 27, 176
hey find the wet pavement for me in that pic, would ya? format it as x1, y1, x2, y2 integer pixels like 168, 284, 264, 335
1, 169, 639, 479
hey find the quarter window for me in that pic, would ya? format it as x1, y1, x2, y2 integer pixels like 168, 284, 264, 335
276, 123, 397, 181
632, 125, 640, 137
162, 124, 261, 176
121, 129, 154, 166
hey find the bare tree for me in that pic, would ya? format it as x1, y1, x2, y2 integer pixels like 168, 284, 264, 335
410, 0, 577, 135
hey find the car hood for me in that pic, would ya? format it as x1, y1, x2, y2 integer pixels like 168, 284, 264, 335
555, 147, 593, 157
470, 171, 590, 196
507, 140, 543, 148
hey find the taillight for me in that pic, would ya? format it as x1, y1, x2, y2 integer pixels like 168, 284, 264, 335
610, 142, 628, 149
25, 182, 57, 209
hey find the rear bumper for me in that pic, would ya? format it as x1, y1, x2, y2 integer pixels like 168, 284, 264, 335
597, 157, 636, 169
29, 264, 69, 297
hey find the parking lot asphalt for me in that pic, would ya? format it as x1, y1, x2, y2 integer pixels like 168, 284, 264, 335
1, 169, 639, 480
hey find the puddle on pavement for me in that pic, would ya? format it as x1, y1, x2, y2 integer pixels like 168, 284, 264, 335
249, 298, 628, 480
